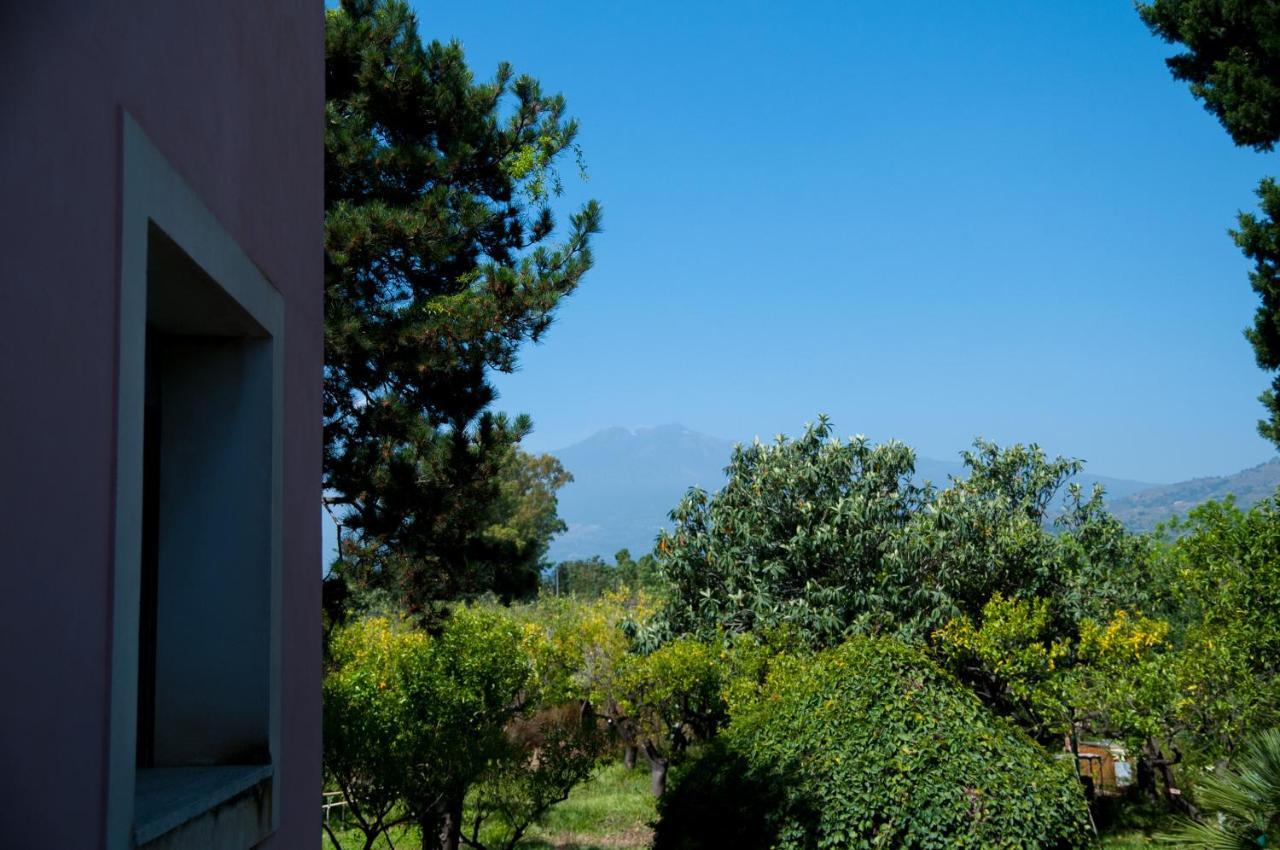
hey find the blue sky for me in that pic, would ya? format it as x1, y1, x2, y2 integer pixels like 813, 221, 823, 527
415, 0, 1277, 483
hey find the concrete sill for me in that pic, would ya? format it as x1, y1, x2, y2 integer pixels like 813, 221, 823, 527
135, 764, 273, 847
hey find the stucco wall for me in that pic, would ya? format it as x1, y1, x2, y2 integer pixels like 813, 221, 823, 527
0, 3, 322, 847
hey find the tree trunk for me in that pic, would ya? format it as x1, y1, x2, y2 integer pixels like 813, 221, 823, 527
623, 745, 637, 770
438, 792, 463, 850
649, 758, 668, 797
1136, 750, 1159, 803
419, 814, 435, 850
643, 742, 668, 797
422, 793, 463, 850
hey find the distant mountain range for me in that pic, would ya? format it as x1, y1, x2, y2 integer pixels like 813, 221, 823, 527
1105, 458, 1280, 532
546, 425, 1280, 561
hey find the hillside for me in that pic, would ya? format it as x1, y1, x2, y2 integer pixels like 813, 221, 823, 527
1106, 458, 1280, 532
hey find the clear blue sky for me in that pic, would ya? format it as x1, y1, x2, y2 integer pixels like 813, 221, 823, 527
414, 0, 1277, 484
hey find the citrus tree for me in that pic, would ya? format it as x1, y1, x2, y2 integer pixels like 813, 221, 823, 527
323, 608, 533, 850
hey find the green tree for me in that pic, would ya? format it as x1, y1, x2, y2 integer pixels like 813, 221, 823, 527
1138, 1, 1280, 446
1163, 496, 1280, 765
481, 451, 573, 596
1231, 179, 1280, 447
616, 638, 725, 796
1137, 0, 1280, 151
547, 556, 614, 599
323, 609, 534, 850
656, 637, 1091, 850
655, 416, 928, 646
614, 548, 666, 595
323, 0, 601, 612
655, 416, 1145, 648
464, 702, 607, 850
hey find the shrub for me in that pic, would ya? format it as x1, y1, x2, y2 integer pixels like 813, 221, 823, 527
656, 637, 1091, 850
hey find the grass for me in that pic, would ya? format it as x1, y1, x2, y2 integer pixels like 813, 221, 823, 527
322, 761, 655, 850
516, 761, 655, 850
324, 763, 1174, 850
1097, 833, 1157, 849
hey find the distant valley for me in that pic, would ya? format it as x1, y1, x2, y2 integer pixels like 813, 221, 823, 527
546, 425, 1280, 561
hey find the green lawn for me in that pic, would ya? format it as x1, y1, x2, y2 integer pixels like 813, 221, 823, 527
1097, 833, 1156, 849
324, 764, 1169, 850
322, 761, 655, 850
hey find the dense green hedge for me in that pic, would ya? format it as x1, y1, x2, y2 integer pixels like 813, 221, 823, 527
655, 637, 1090, 850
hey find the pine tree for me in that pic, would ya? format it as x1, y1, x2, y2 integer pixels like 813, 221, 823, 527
1139, 0, 1280, 447
323, 0, 600, 612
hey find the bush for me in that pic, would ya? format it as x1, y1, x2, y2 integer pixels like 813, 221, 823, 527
656, 637, 1091, 850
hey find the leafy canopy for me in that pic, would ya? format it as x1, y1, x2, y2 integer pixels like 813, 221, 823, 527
656, 636, 1091, 850
654, 416, 1152, 648
323, 0, 600, 610
323, 608, 534, 846
1138, 0, 1280, 152
1138, 1, 1280, 446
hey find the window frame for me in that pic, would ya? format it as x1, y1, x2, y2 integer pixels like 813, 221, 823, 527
108, 112, 284, 849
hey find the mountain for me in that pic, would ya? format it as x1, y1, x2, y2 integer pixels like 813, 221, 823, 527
1106, 458, 1280, 532
545, 425, 1161, 562
548, 425, 735, 562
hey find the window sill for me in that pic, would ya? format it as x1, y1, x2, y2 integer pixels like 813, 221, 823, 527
135, 764, 273, 847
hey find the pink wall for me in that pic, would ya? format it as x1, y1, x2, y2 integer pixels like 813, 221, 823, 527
0, 3, 322, 847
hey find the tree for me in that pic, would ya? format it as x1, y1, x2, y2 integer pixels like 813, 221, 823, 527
1137, 1, 1280, 446
615, 638, 725, 796
655, 417, 928, 646
544, 549, 667, 599
1137, 0, 1280, 152
323, 609, 534, 850
506, 590, 661, 769
654, 416, 1144, 648
323, 0, 601, 611
546, 556, 613, 599
464, 702, 607, 850
480, 451, 573, 598
1162, 496, 1280, 765
614, 548, 666, 595
656, 637, 1091, 850
1231, 179, 1280, 447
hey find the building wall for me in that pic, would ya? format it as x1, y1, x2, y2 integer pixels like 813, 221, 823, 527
0, 3, 323, 847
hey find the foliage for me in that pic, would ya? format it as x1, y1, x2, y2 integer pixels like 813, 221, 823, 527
613, 548, 666, 594
506, 589, 658, 712
935, 593, 1073, 738
657, 636, 1092, 850
323, 608, 534, 849
655, 416, 1153, 649
1137, 1, 1280, 447
1231, 179, 1280, 448
1162, 496, 1280, 766
483, 452, 574, 590
936, 597, 1180, 746
1137, 0, 1280, 151
547, 556, 613, 599
324, 761, 656, 850
653, 740, 798, 850
323, 0, 600, 612
545, 549, 666, 599
615, 638, 725, 795
1159, 727, 1280, 849
654, 416, 928, 646
466, 704, 608, 850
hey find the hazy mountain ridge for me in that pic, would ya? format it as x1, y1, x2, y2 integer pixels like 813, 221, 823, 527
549, 425, 736, 562
1105, 458, 1280, 532
545, 425, 1231, 562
